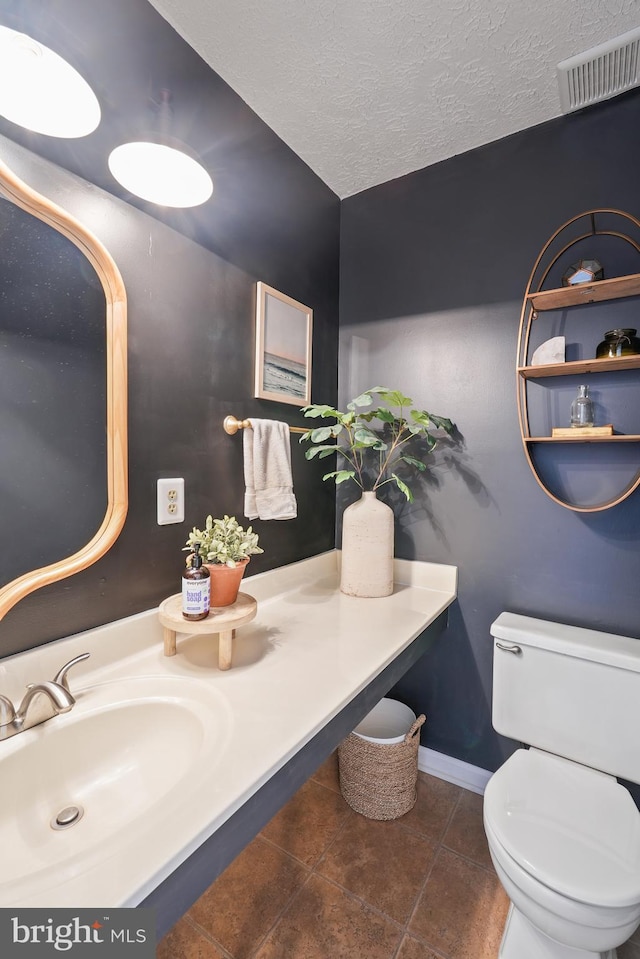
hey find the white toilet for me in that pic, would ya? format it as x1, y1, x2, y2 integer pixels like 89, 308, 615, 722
483, 612, 640, 959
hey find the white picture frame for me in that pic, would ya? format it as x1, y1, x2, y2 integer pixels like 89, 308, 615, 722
254, 281, 313, 406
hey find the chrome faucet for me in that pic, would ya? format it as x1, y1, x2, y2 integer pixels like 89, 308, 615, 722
13, 681, 75, 724
0, 652, 90, 741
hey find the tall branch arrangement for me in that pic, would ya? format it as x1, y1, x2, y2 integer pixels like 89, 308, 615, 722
300, 387, 455, 502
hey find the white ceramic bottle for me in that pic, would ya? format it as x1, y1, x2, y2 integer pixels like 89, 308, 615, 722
340, 491, 394, 597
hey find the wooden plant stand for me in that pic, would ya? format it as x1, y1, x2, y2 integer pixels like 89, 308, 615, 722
158, 592, 257, 670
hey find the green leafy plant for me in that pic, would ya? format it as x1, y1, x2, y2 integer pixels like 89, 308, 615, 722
300, 387, 455, 502
184, 514, 263, 567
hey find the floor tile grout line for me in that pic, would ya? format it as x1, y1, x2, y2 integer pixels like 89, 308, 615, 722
394, 796, 493, 959
186, 867, 318, 959
309, 808, 357, 874
258, 802, 352, 872
401, 832, 499, 957
445, 784, 465, 829
315, 846, 440, 941
258, 774, 351, 863
438, 787, 499, 874
183, 915, 236, 959
402, 840, 445, 946
258, 829, 320, 870
184, 833, 313, 959
307, 798, 455, 936
303, 869, 409, 938
387, 865, 452, 959
390, 930, 451, 959
394, 779, 464, 837
308, 806, 458, 946
245, 869, 319, 959
440, 840, 496, 875
249, 860, 464, 959
400, 787, 467, 947
309, 773, 342, 796
399, 783, 466, 934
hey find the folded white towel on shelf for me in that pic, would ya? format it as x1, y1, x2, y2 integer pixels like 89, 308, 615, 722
243, 418, 297, 521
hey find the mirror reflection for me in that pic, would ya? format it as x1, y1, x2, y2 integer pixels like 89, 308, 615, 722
0, 195, 107, 584
0, 159, 127, 620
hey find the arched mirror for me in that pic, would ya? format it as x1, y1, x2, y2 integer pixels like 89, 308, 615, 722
0, 158, 127, 619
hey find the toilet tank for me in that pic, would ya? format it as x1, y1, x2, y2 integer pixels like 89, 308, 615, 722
491, 612, 640, 784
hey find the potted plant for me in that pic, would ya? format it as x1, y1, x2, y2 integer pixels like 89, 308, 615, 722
300, 387, 455, 597
184, 514, 263, 607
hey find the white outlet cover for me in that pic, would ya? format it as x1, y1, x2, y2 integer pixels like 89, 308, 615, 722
157, 477, 185, 525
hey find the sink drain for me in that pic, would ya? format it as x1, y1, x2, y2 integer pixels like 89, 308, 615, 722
50, 804, 84, 830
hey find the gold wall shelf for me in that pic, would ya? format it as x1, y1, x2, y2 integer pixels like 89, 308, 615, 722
517, 208, 640, 512
518, 355, 640, 379
528, 271, 640, 311
525, 435, 640, 444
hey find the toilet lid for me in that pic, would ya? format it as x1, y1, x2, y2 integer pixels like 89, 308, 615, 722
484, 748, 640, 908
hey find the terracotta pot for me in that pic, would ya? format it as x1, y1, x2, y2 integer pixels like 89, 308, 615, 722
205, 557, 250, 607
340, 491, 394, 597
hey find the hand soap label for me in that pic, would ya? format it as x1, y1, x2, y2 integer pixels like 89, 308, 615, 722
182, 576, 210, 617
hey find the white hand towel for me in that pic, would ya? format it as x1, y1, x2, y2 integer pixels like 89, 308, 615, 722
243, 418, 297, 521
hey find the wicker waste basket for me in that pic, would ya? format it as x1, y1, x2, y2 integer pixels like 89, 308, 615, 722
338, 699, 426, 820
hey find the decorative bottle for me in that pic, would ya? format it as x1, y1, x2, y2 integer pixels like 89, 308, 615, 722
570, 384, 594, 428
340, 491, 394, 597
182, 542, 210, 621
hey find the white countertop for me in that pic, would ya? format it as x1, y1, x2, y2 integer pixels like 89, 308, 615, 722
0, 551, 456, 909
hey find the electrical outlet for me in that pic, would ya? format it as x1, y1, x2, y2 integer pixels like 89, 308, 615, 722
157, 478, 185, 525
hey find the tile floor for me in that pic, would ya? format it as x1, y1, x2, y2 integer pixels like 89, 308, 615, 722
158, 755, 640, 959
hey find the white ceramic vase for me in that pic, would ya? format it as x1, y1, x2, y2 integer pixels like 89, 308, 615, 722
340, 491, 394, 597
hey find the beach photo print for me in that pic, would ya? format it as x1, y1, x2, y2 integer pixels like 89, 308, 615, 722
254, 281, 313, 406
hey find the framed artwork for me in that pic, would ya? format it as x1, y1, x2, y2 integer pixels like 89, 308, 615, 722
254, 281, 313, 406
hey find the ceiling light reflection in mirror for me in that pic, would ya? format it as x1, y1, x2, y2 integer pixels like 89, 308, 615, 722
0, 26, 100, 138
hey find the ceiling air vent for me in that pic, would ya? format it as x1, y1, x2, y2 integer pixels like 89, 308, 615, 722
557, 26, 640, 114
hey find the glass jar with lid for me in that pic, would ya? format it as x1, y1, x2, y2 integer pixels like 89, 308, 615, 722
595, 328, 640, 359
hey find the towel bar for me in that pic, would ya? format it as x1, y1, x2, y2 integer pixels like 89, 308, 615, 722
223, 415, 307, 435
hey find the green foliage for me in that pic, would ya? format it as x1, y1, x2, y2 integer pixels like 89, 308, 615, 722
184, 514, 263, 567
300, 387, 455, 501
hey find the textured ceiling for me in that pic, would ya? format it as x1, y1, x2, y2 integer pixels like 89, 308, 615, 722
147, 0, 638, 198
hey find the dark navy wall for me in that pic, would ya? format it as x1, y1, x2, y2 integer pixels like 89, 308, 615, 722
0, 131, 338, 658
0, 0, 340, 659
339, 90, 640, 773
0, 0, 340, 657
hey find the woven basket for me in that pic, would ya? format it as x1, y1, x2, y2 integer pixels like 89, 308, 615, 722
338, 713, 426, 820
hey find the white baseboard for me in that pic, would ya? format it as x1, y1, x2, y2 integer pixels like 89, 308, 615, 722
418, 746, 492, 796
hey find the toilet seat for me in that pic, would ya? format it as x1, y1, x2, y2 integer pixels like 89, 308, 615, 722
484, 748, 640, 908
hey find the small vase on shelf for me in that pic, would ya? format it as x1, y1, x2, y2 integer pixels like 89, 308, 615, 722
570, 384, 594, 428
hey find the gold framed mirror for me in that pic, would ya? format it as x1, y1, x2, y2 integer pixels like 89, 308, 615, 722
0, 158, 127, 619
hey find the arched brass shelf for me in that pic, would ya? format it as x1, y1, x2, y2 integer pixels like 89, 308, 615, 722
0, 159, 128, 619
517, 209, 640, 512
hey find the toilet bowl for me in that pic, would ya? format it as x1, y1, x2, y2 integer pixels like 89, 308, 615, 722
485, 613, 640, 959
484, 749, 640, 956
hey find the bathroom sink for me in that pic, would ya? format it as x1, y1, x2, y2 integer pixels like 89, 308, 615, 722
0, 675, 228, 904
